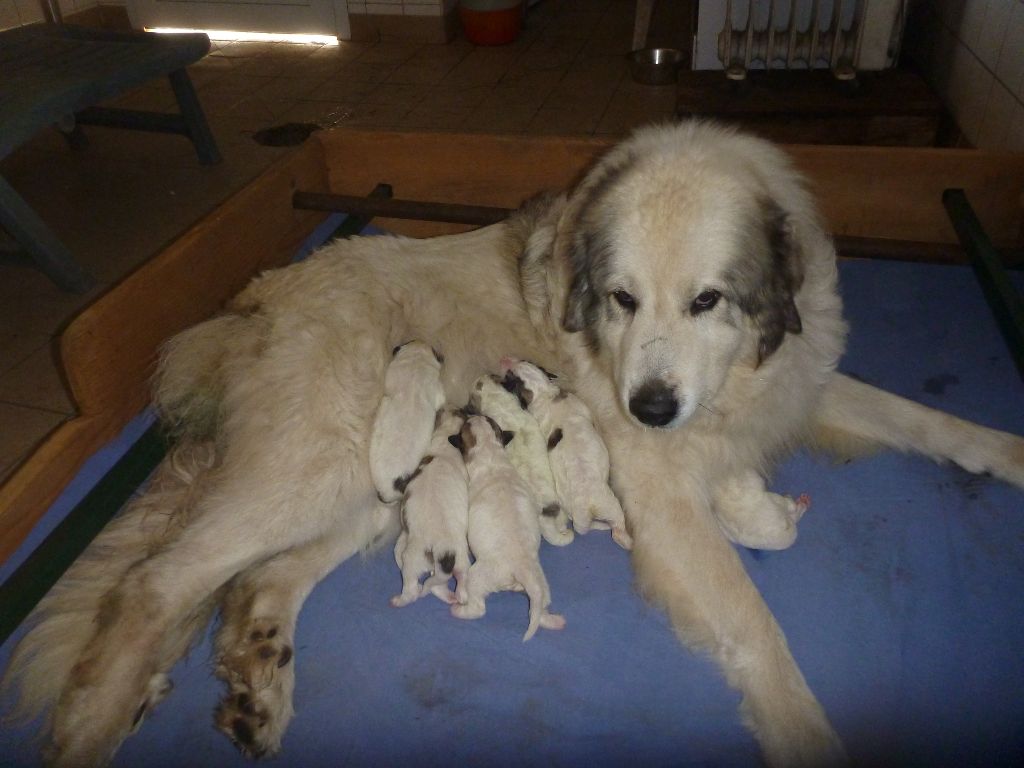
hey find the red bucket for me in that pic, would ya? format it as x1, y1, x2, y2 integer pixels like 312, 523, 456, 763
459, 1, 524, 46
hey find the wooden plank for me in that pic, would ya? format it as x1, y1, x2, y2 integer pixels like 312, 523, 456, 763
0, 140, 330, 563
318, 130, 613, 236
317, 130, 1023, 247
786, 145, 1024, 246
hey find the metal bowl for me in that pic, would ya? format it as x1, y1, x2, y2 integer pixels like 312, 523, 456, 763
627, 47, 684, 85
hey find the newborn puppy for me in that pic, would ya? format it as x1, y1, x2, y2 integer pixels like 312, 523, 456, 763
501, 358, 632, 550
448, 415, 566, 641
391, 409, 471, 607
469, 374, 573, 546
370, 341, 446, 504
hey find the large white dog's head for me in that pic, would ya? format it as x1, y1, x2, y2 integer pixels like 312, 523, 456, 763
555, 123, 814, 430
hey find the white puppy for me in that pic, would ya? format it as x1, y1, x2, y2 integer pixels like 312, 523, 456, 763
448, 415, 566, 641
469, 374, 573, 546
391, 409, 471, 607
501, 358, 633, 550
369, 341, 446, 504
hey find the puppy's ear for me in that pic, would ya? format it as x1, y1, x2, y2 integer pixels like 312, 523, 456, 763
500, 430, 515, 447
536, 364, 558, 381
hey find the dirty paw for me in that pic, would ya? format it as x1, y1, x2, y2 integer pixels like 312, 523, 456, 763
214, 618, 296, 758
217, 618, 293, 688
215, 687, 287, 759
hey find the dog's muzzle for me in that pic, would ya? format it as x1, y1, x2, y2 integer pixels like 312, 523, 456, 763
628, 381, 679, 428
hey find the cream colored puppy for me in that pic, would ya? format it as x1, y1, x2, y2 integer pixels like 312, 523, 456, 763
448, 415, 566, 641
501, 358, 632, 550
391, 409, 470, 607
369, 341, 445, 504
469, 374, 573, 546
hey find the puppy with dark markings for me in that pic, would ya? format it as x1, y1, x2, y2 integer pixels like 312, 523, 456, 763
448, 416, 567, 641
500, 357, 632, 550
5, 122, 1023, 768
391, 409, 470, 607
370, 341, 446, 504
469, 374, 573, 546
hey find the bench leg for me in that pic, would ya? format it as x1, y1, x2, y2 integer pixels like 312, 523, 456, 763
0, 175, 95, 293
169, 69, 222, 166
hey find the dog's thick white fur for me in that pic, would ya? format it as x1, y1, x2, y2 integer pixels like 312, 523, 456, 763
448, 415, 567, 641
370, 340, 445, 503
501, 357, 632, 550
469, 374, 574, 546
390, 408, 470, 607
4, 121, 1024, 767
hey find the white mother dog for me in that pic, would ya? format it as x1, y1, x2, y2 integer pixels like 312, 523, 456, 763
5, 122, 1024, 767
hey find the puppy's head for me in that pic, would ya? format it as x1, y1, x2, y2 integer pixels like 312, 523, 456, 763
449, 415, 512, 460
500, 360, 559, 410
555, 123, 811, 430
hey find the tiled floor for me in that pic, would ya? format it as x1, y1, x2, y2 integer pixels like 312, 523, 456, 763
0, 0, 680, 482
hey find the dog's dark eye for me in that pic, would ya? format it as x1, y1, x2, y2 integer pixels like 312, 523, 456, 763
611, 290, 637, 313
691, 290, 722, 314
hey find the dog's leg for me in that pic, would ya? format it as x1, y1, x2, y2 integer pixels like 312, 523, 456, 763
1, 441, 218, 733
45, 467, 378, 768
391, 538, 430, 608
214, 503, 395, 758
813, 373, 1024, 489
711, 469, 809, 551
617, 453, 845, 767
450, 560, 500, 620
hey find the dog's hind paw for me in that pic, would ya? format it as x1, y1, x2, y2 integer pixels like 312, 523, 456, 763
214, 618, 295, 759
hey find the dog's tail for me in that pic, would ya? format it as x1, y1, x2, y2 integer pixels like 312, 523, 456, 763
1, 440, 219, 729
518, 564, 565, 642
810, 373, 1024, 489
154, 311, 267, 440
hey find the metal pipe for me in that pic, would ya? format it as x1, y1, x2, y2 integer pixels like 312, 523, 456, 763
942, 188, 1024, 382
293, 191, 512, 226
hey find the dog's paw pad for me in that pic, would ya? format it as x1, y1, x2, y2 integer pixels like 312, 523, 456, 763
216, 692, 277, 759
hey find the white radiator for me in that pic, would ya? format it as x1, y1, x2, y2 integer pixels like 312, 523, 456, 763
694, 0, 907, 79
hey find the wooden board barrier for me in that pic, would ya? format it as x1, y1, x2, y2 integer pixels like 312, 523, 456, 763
0, 140, 330, 560
1, 129, 1022, 562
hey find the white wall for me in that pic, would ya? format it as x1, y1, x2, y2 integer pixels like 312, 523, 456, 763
907, 0, 1024, 150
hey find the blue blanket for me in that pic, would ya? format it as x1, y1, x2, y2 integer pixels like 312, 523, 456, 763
2, 228, 1022, 767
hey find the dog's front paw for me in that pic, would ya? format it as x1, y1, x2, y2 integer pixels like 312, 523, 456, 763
214, 618, 295, 759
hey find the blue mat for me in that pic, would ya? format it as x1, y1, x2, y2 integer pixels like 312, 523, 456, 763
2, 236, 1022, 766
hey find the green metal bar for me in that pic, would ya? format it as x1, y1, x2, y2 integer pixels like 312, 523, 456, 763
942, 188, 1024, 382
0, 423, 168, 646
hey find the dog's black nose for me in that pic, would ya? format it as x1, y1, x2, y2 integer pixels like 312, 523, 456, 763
629, 382, 679, 427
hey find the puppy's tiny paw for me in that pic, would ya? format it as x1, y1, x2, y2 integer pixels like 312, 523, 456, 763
539, 612, 566, 631
612, 527, 633, 550
791, 493, 810, 521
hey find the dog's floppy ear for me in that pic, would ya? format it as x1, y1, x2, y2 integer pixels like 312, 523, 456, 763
733, 200, 805, 366
563, 263, 595, 334
557, 154, 634, 336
